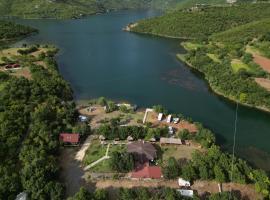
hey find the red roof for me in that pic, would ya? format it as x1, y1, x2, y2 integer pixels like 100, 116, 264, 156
131, 165, 162, 179
59, 133, 80, 144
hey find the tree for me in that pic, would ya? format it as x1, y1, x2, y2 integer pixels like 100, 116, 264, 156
110, 151, 134, 172
68, 187, 92, 200
214, 165, 226, 183
163, 157, 181, 179
181, 163, 197, 181
94, 189, 108, 200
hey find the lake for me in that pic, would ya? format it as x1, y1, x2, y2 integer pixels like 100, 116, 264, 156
15, 10, 270, 171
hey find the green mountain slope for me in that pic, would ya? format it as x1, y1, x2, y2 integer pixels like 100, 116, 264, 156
211, 18, 270, 44
131, 3, 270, 39
0, 21, 37, 45
0, 0, 236, 19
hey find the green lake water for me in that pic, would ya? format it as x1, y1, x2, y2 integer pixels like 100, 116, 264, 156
15, 10, 270, 171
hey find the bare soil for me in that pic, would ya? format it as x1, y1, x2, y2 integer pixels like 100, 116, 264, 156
253, 54, 270, 73
255, 78, 270, 91
79, 105, 144, 129
146, 112, 197, 133
95, 179, 179, 189
192, 180, 262, 200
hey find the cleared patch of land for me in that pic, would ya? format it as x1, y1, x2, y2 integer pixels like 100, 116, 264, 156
161, 145, 199, 162
83, 139, 107, 165
192, 180, 262, 200
146, 111, 197, 133
95, 179, 179, 189
231, 59, 250, 73
255, 78, 270, 92
79, 105, 144, 129
246, 45, 270, 73
207, 53, 221, 63
253, 54, 270, 73
181, 42, 202, 51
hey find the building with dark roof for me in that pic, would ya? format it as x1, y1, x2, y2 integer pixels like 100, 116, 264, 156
127, 141, 157, 162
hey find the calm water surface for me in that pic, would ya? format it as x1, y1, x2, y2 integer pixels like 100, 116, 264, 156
16, 10, 270, 170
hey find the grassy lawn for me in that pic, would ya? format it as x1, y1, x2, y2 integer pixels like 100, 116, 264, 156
84, 140, 126, 173
176, 54, 187, 62
83, 139, 107, 165
91, 159, 113, 173
181, 42, 202, 51
207, 53, 221, 63
161, 145, 198, 163
231, 59, 251, 73
246, 45, 262, 55
0, 82, 6, 91
254, 41, 270, 58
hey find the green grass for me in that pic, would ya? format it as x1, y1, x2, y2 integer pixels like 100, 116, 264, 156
0, 82, 5, 91
182, 42, 202, 50
161, 145, 196, 163
83, 139, 107, 165
207, 53, 221, 63
253, 41, 270, 59
176, 53, 187, 62
83, 140, 125, 172
231, 59, 251, 73
91, 159, 113, 173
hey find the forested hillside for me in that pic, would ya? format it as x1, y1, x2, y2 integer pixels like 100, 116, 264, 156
131, 3, 270, 39
0, 0, 236, 19
131, 2, 270, 111
211, 18, 270, 44
0, 21, 37, 45
0, 46, 78, 199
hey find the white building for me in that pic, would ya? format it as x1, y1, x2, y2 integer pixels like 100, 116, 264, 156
79, 115, 88, 122
177, 189, 194, 198
178, 178, 191, 187
158, 113, 163, 121
167, 115, 172, 123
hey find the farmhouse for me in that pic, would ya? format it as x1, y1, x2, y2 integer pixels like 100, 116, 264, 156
59, 133, 80, 145
131, 164, 162, 179
127, 141, 157, 162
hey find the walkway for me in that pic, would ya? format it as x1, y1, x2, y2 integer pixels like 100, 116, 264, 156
75, 135, 95, 161
84, 143, 111, 171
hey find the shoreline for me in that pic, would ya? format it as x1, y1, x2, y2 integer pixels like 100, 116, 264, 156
124, 23, 193, 40
176, 54, 270, 113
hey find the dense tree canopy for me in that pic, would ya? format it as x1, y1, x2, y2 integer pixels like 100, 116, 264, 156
0, 48, 76, 199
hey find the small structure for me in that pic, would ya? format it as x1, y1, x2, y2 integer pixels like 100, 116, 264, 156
79, 115, 88, 122
132, 165, 162, 179
127, 135, 134, 141
160, 137, 183, 145
173, 118, 180, 124
158, 113, 163, 121
99, 135, 106, 141
167, 115, 172, 123
168, 126, 174, 135
178, 178, 191, 187
16, 192, 27, 200
4, 63, 21, 70
127, 141, 157, 162
177, 189, 194, 198
59, 133, 80, 145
